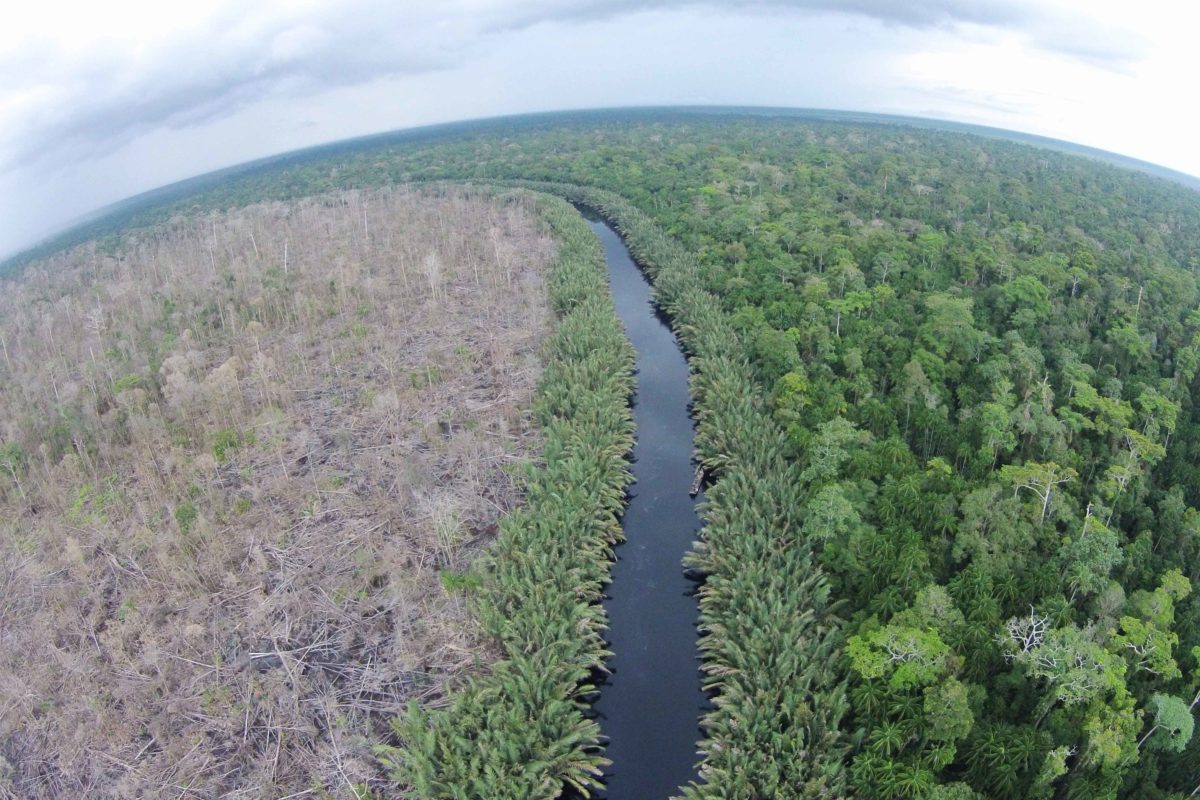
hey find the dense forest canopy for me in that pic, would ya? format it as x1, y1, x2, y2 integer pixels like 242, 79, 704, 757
4, 111, 1200, 798
386, 115, 1200, 799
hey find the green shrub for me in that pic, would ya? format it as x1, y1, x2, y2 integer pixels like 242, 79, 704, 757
378, 191, 635, 799
508, 182, 850, 799
174, 501, 198, 534
212, 428, 240, 462
438, 570, 482, 595
111, 373, 144, 393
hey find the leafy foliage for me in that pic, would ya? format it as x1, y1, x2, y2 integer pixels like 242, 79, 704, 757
377, 194, 635, 798
20, 111, 1200, 797
524, 184, 851, 798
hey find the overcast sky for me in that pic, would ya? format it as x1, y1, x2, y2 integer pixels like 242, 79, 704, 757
2, 0, 1198, 258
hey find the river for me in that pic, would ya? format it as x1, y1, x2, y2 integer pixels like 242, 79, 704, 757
577, 209, 706, 799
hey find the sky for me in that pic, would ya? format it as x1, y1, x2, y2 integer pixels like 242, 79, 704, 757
2, 0, 1198, 259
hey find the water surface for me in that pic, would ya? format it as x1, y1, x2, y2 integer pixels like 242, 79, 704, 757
579, 210, 706, 799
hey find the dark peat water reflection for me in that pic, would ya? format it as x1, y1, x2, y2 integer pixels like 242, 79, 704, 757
573, 209, 707, 799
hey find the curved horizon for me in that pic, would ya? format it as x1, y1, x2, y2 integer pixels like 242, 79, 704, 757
4, 2, 1197, 263
5, 104, 1200, 269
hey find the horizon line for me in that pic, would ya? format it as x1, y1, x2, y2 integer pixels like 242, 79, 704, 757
5, 104, 1199, 268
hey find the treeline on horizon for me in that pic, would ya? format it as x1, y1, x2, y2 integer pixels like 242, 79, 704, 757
500, 122, 1199, 799
537, 122, 1200, 800
7, 108, 1199, 278
11, 114, 1200, 798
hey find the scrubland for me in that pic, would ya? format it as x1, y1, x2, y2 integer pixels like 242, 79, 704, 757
0, 186, 555, 797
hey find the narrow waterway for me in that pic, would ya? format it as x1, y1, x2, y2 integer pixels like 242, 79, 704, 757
579, 209, 706, 799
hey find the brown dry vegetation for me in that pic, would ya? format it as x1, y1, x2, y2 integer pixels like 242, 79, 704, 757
0, 186, 557, 797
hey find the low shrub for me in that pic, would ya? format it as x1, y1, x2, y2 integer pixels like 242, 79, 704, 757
378, 192, 635, 798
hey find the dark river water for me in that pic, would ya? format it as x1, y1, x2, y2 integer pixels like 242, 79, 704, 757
577, 210, 706, 799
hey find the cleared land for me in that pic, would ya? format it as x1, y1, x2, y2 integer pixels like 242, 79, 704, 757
0, 186, 555, 797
